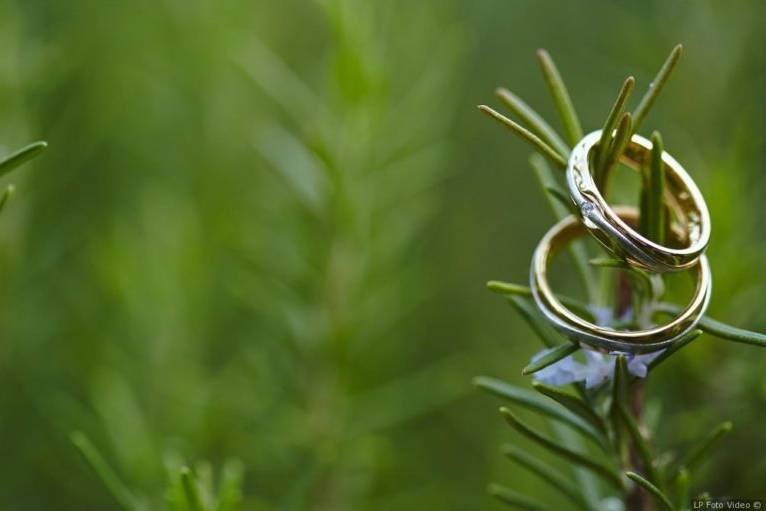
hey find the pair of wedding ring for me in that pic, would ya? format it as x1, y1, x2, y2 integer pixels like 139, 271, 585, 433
530, 130, 711, 353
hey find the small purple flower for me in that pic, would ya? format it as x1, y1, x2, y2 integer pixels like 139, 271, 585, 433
626, 350, 663, 378
531, 351, 584, 387
581, 350, 613, 388
530, 346, 665, 388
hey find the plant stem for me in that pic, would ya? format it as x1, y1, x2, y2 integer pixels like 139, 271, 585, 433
613, 261, 651, 510
626, 381, 650, 511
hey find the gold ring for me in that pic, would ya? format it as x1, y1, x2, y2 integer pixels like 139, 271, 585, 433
530, 207, 711, 353
566, 131, 710, 272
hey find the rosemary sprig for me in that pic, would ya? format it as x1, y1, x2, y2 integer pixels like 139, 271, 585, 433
595, 76, 635, 179
479, 45, 764, 511
478, 105, 567, 168
496, 87, 569, 157
632, 44, 684, 133
537, 49, 583, 146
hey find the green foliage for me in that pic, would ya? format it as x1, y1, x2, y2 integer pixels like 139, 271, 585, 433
477, 44, 766, 511
0, 141, 46, 178
523, 344, 579, 375
625, 472, 674, 511
0, 2, 764, 509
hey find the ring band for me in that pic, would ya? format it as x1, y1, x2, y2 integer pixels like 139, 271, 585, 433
566, 130, 710, 272
530, 207, 711, 353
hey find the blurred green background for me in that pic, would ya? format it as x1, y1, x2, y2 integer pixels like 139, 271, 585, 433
0, 0, 764, 509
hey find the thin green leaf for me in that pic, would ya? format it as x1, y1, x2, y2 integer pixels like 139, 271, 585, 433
643, 131, 666, 243
530, 154, 570, 218
502, 445, 589, 510
638, 183, 650, 239
625, 471, 674, 511
70, 431, 140, 511
697, 317, 766, 346
598, 112, 633, 196
523, 344, 579, 375
617, 401, 661, 486
704, 316, 766, 346
473, 376, 606, 449
551, 423, 602, 510
595, 76, 635, 173
656, 304, 766, 347
647, 329, 702, 371
478, 105, 567, 168
674, 467, 690, 511
215, 460, 244, 511
612, 355, 629, 409
180, 467, 205, 511
544, 185, 578, 216
194, 462, 214, 510
508, 295, 562, 348
496, 88, 569, 157
487, 280, 534, 297
234, 37, 329, 127
255, 124, 327, 211
0, 184, 14, 213
500, 408, 623, 489
536, 49, 583, 145
0, 141, 47, 178
487, 483, 547, 511
632, 44, 683, 133
531, 382, 606, 434
486, 280, 592, 319
676, 421, 733, 473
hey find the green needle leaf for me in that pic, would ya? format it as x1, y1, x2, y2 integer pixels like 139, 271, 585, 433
0, 184, 15, 213
531, 381, 606, 434
507, 298, 591, 406
544, 185, 578, 216
536, 49, 583, 145
500, 407, 623, 489
617, 401, 661, 486
523, 344, 579, 375
70, 431, 140, 511
655, 304, 766, 347
214, 460, 244, 511
643, 131, 666, 243
693, 316, 766, 347
530, 152, 573, 219
487, 483, 547, 511
487, 280, 534, 297
674, 467, 690, 511
508, 295, 563, 348
632, 44, 683, 133
486, 281, 592, 319
625, 471, 674, 511
595, 76, 635, 174
478, 105, 567, 168
598, 112, 633, 195
0, 141, 47, 178
180, 467, 205, 511
612, 355, 628, 407
496, 87, 570, 157
647, 329, 702, 371
473, 376, 607, 450
502, 445, 589, 509
676, 421, 733, 473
